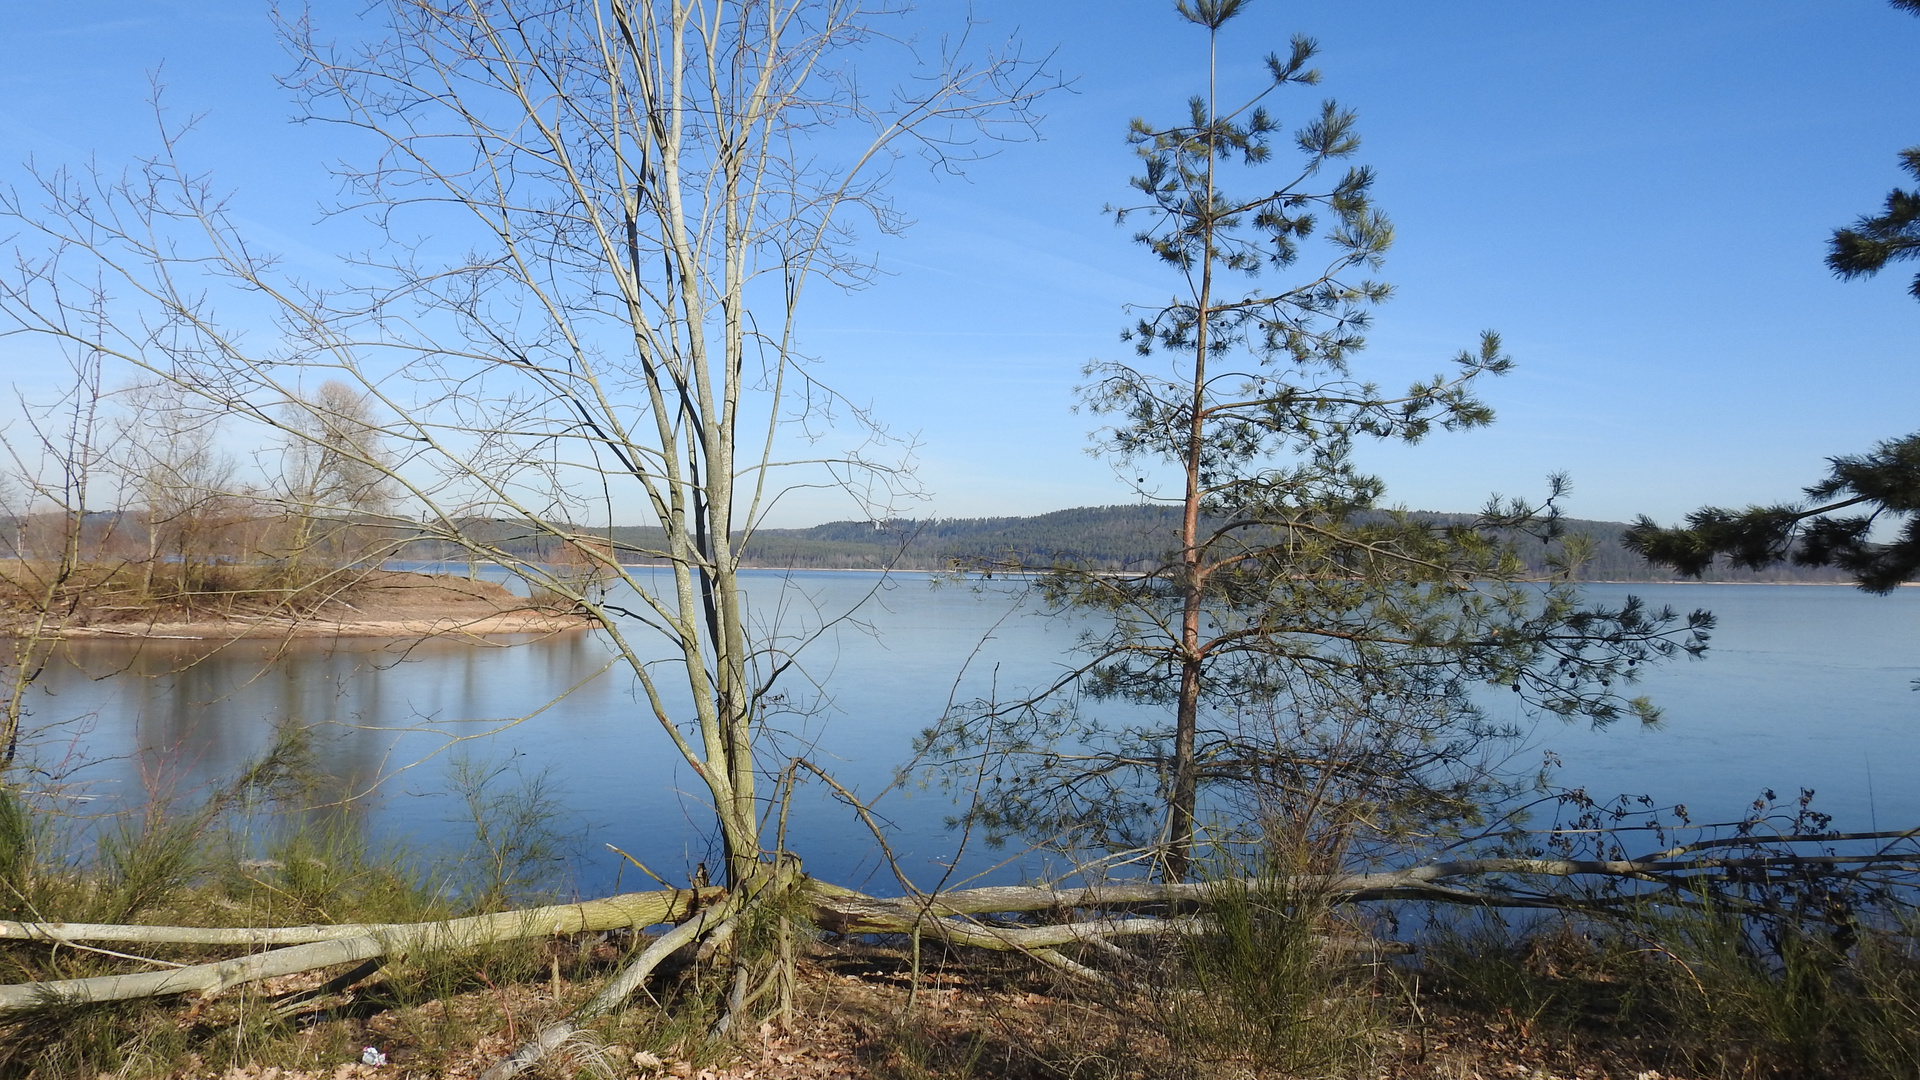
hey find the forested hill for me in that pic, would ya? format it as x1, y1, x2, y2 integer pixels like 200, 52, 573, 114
590, 505, 1849, 583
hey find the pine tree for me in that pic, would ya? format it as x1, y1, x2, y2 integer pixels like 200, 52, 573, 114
1827, 148, 1920, 300
1625, 436, 1920, 595
927, 0, 1709, 883
1627, 0, 1919, 594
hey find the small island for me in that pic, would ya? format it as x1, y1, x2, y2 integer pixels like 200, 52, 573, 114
2, 564, 590, 641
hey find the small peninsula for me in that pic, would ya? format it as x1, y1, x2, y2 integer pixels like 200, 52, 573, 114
2, 567, 589, 641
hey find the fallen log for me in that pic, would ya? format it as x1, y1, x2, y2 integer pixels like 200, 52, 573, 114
0, 887, 720, 1012
7, 833, 1913, 1012
810, 843, 1920, 924
0, 888, 720, 948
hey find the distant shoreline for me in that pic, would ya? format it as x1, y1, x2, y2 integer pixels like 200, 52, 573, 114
1578, 579, 1916, 587
701, 568, 1902, 587
472, 561, 1902, 586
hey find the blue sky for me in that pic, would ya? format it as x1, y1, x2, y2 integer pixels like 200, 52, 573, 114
2, 1, 1916, 527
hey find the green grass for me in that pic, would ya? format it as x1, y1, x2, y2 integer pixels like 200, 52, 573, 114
0, 735, 607, 1080
1147, 869, 1390, 1078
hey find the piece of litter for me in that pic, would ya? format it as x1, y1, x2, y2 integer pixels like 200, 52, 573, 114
360, 1046, 388, 1067
632, 1050, 665, 1069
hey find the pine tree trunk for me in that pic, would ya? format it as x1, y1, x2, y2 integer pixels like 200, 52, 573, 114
1166, 27, 1223, 884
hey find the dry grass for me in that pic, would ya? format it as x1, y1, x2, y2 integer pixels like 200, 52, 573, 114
1414, 907, 1920, 1080
7, 913, 1884, 1080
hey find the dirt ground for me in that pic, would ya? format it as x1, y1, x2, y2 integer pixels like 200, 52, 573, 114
169, 940, 1692, 1080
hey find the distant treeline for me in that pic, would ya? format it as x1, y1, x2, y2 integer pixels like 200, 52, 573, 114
414, 505, 1851, 583
381, 506, 1190, 572
10, 506, 1847, 584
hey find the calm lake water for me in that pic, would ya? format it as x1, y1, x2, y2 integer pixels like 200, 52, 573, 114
18, 574, 1920, 897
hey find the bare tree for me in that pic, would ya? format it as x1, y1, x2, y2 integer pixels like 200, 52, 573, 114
109, 379, 240, 601
0, 0, 1051, 891
275, 378, 398, 570
0, 350, 114, 772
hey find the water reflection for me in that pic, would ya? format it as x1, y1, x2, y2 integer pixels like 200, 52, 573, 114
26, 572, 1077, 895
18, 576, 1920, 897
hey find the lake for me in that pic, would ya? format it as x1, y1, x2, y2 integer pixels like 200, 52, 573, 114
17, 573, 1920, 897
